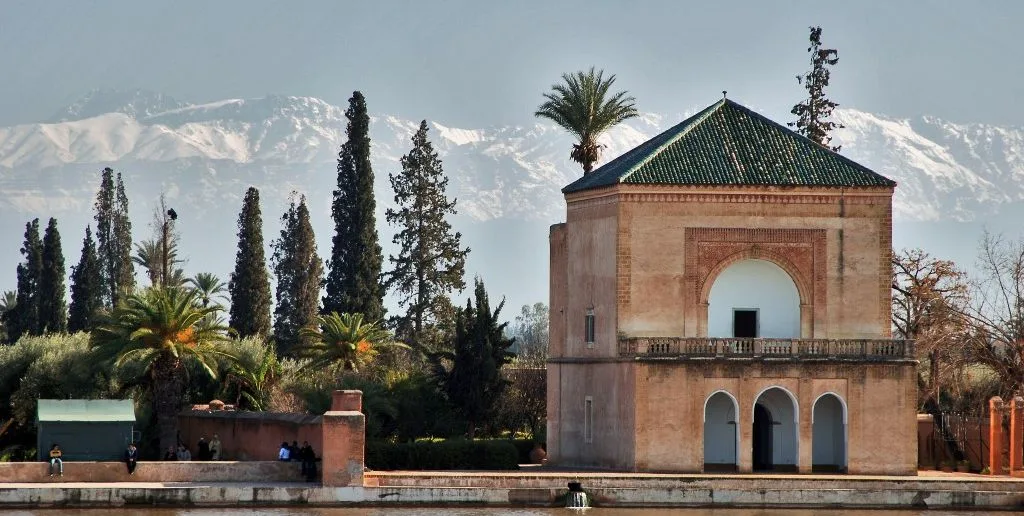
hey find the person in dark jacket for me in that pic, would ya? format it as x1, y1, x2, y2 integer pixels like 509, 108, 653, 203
124, 443, 139, 475
197, 437, 210, 461
299, 441, 316, 480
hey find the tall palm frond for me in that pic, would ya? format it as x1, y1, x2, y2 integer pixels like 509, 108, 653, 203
188, 272, 228, 308
133, 239, 186, 288
535, 67, 638, 174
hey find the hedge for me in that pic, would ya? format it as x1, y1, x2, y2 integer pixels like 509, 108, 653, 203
366, 439, 520, 470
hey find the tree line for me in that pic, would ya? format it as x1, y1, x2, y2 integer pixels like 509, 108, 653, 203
0, 91, 545, 457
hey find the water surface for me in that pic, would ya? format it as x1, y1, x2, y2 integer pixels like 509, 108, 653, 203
6, 509, 1003, 515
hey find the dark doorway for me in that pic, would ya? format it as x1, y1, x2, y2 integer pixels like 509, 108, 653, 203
733, 309, 758, 338
753, 403, 773, 471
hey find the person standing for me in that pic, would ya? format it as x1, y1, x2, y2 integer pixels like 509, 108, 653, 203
278, 442, 290, 461
48, 444, 63, 477
300, 441, 316, 481
197, 436, 210, 461
209, 434, 222, 460
124, 443, 139, 475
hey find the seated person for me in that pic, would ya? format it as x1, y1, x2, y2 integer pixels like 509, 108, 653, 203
48, 444, 63, 477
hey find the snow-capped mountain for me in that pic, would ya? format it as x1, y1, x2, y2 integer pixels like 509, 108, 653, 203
0, 89, 1020, 311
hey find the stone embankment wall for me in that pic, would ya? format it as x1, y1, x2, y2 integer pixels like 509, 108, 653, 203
0, 460, 303, 483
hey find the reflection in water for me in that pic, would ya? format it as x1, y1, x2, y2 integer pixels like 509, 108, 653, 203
5, 508, 981, 516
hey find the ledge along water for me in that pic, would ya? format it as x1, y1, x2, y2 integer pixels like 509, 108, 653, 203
2, 467, 1024, 510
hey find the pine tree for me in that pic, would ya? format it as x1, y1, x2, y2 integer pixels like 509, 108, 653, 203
431, 277, 515, 438
272, 194, 323, 356
39, 218, 67, 333
789, 26, 844, 152
324, 91, 386, 323
68, 226, 104, 333
385, 121, 470, 347
94, 168, 134, 307
229, 187, 273, 338
8, 219, 43, 342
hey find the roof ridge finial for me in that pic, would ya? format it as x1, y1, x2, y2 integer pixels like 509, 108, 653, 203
722, 90, 727, 100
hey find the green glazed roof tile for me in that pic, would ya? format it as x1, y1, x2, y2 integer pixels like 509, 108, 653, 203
562, 99, 895, 194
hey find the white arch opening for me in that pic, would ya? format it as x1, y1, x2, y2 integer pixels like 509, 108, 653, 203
703, 390, 739, 470
812, 393, 848, 472
707, 259, 800, 338
752, 386, 799, 470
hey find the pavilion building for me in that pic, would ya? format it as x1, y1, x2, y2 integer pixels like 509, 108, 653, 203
546, 98, 916, 475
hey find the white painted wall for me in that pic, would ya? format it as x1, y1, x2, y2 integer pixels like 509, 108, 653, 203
812, 394, 847, 468
756, 388, 798, 467
703, 392, 737, 465
708, 259, 800, 338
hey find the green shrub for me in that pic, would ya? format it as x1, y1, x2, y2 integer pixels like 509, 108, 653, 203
366, 439, 519, 470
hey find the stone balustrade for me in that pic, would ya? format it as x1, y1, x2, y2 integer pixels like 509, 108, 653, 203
617, 337, 914, 360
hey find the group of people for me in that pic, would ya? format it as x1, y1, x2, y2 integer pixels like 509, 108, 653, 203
164, 434, 221, 461
278, 440, 318, 480
47, 442, 140, 476
44, 435, 316, 481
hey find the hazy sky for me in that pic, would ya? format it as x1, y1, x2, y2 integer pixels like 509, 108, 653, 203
2, 1, 1023, 127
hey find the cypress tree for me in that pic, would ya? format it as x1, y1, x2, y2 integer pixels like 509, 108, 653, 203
272, 194, 323, 356
8, 219, 43, 342
789, 26, 844, 152
68, 226, 103, 333
94, 168, 134, 306
433, 277, 515, 438
95, 168, 116, 306
385, 121, 470, 347
113, 172, 135, 301
324, 91, 386, 323
229, 187, 273, 338
39, 217, 67, 333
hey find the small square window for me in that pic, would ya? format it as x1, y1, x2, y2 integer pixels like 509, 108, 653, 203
584, 396, 594, 443
585, 309, 595, 347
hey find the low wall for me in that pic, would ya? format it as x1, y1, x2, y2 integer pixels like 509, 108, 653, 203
0, 461, 305, 483
177, 410, 322, 461
918, 414, 1007, 471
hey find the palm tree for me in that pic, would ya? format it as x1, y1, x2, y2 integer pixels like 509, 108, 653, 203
0, 290, 15, 343
222, 337, 279, 411
90, 287, 233, 455
535, 67, 639, 174
296, 312, 407, 374
133, 239, 186, 287
188, 272, 228, 308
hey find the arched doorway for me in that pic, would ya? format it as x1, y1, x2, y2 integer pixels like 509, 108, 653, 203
707, 259, 801, 338
812, 393, 847, 472
752, 387, 798, 471
703, 391, 738, 471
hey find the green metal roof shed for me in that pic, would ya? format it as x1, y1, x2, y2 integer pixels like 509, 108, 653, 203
37, 399, 137, 461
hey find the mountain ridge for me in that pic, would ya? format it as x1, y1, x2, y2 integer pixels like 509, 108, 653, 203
1, 89, 1022, 312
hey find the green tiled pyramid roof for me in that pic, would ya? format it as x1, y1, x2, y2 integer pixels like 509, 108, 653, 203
562, 98, 895, 194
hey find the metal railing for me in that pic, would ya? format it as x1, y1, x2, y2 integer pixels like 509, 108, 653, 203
617, 337, 913, 360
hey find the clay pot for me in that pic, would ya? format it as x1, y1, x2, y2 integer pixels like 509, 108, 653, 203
529, 444, 547, 464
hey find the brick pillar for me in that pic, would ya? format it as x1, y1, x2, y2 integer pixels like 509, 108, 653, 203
1011, 396, 1024, 472
990, 397, 1005, 475
322, 390, 365, 486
